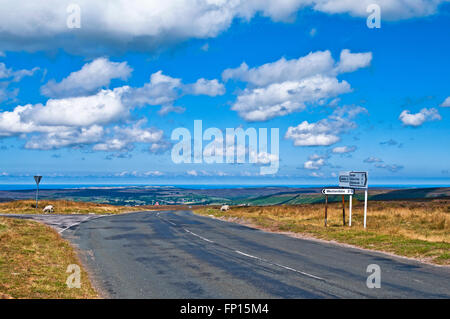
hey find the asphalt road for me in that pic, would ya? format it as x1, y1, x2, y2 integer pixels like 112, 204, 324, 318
0, 214, 106, 233
63, 210, 450, 299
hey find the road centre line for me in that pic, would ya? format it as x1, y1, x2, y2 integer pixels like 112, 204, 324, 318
234, 250, 325, 281
183, 228, 215, 243
160, 213, 325, 281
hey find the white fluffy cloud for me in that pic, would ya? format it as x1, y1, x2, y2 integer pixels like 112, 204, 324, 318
399, 108, 441, 127
24, 87, 129, 127
286, 121, 341, 146
93, 120, 164, 152
304, 155, 326, 170
440, 97, 450, 107
222, 50, 336, 86
364, 156, 383, 163
0, 1, 446, 54
186, 78, 225, 96
0, 62, 224, 150
312, 0, 447, 20
224, 49, 371, 121
41, 58, 132, 98
124, 71, 225, 111
124, 71, 182, 107
233, 76, 352, 121
332, 145, 356, 153
335, 49, 372, 73
285, 105, 367, 146
25, 125, 104, 150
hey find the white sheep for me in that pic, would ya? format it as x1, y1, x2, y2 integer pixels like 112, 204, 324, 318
220, 205, 230, 211
43, 205, 54, 213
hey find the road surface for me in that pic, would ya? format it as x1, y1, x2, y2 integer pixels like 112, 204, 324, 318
59, 210, 450, 298
0, 213, 106, 233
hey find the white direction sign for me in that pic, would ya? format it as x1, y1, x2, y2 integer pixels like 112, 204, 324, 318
338, 171, 350, 187
322, 188, 354, 195
349, 171, 368, 189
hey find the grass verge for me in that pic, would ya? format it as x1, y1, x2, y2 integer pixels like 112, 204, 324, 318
0, 217, 98, 298
195, 199, 450, 265
0, 200, 144, 215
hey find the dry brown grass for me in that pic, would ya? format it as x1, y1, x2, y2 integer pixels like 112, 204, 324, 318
196, 199, 450, 265
0, 217, 98, 298
0, 200, 144, 215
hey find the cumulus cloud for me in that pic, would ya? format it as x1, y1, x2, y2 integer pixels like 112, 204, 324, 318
93, 120, 164, 152
24, 87, 129, 127
224, 49, 370, 121
124, 70, 225, 109
251, 150, 279, 165
335, 49, 372, 73
0, 1, 446, 54
25, 125, 104, 150
231, 76, 351, 121
304, 155, 326, 170
285, 105, 367, 146
440, 97, 450, 107
364, 156, 383, 163
399, 108, 441, 127
185, 78, 225, 96
332, 145, 356, 153
157, 105, 186, 116
41, 58, 132, 98
0, 62, 226, 150
222, 50, 336, 86
311, 0, 447, 20
124, 71, 182, 107
310, 172, 324, 177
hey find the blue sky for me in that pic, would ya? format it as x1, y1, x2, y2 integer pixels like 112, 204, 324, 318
0, 1, 449, 185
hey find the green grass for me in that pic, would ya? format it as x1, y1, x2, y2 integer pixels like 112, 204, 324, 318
0, 217, 98, 299
196, 200, 450, 265
0, 199, 143, 215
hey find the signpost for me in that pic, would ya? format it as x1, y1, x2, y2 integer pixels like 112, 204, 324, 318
321, 188, 354, 195
34, 176, 42, 209
321, 188, 354, 226
323, 171, 369, 228
348, 172, 368, 228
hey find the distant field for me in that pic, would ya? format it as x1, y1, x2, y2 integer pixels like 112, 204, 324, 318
195, 199, 450, 265
0, 186, 447, 206
0, 217, 97, 298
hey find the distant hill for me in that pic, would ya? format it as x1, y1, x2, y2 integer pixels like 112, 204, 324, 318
0, 186, 448, 206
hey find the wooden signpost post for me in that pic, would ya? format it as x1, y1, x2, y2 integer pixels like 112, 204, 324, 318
322, 171, 368, 228
321, 188, 354, 226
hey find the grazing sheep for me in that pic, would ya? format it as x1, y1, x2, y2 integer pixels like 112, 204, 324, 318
43, 205, 54, 213
220, 205, 230, 211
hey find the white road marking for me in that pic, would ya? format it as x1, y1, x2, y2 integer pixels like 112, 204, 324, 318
235, 250, 324, 281
272, 262, 324, 280
156, 213, 176, 226
161, 213, 325, 281
235, 250, 260, 260
59, 215, 107, 233
184, 228, 214, 243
